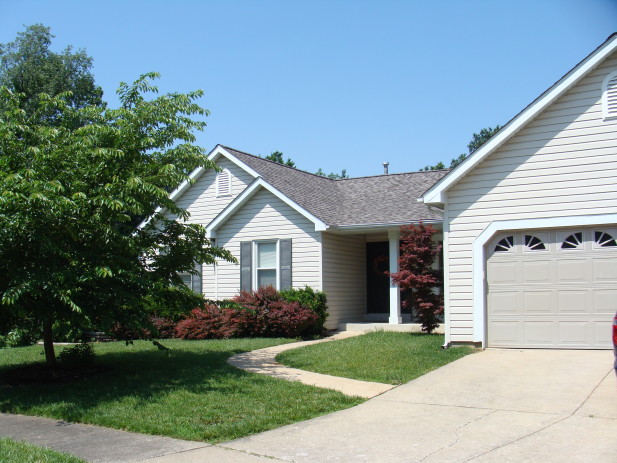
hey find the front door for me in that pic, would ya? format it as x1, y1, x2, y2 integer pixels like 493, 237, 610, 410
366, 241, 390, 314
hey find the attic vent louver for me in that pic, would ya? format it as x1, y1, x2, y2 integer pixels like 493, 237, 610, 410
602, 70, 617, 120
217, 169, 231, 197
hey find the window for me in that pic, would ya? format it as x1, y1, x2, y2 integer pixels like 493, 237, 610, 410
595, 230, 617, 247
524, 234, 546, 251
240, 239, 292, 291
255, 242, 278, 288
561, 232, 583, 249
180, 273, 193, 290
494, 236, 514, 253
602, 70, 617, 120
216, 169, 231, 197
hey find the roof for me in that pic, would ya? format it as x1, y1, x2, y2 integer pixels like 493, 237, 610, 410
217, 145, 447, 229
422, 32, 617, 205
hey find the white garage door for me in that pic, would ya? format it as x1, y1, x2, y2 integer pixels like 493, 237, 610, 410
487, 227, 617, 349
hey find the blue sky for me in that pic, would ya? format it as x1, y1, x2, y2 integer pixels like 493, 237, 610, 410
2, 1, 616, 177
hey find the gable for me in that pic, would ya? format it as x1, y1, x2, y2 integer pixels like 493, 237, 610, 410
423, 33, 617, 205
448, 50, 617, 218
175, 156, 254, 226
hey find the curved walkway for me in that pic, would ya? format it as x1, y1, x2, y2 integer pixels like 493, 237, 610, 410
227, 331, 396, 399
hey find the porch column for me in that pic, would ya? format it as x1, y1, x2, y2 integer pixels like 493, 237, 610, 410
388, 229, 402, 324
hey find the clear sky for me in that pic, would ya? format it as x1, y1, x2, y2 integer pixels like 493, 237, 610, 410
2, 0, 616, 177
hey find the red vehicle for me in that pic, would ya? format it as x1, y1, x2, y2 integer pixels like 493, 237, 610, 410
613, 312, 617, 376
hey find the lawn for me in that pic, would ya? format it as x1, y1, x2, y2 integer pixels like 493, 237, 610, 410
0, 438, 86, 463
0, 339, 363, 443
277, 331, 476, 384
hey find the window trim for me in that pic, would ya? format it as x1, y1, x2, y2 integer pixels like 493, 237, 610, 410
253, 240, 279, 290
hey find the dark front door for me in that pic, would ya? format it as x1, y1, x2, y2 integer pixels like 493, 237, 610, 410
366, 241, 389, 313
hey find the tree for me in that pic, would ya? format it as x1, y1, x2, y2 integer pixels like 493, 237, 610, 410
264, 151, 295, 167
420, 125, 501, 171
389, 223, 443, 333
0, 74, 235, 365
315, 168, 349, 179
0, 24, 103, 117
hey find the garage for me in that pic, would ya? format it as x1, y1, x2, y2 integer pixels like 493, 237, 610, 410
487, 227, 617, 349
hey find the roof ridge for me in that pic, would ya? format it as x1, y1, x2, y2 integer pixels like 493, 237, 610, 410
220, 145, 338, 181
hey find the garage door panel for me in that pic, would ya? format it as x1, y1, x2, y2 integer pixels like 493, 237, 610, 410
522, 290, 554, 314
524, 321, 556, 346
592, 258, 617, 281
556, 259, 588, 283
521, 260, 553, 283
488, 320, 523, 346
487, 261, 520, 285
593, 289, 617, 313
557, 321, 594, 347
557, 290, 590, 314
487, 228, 615, 349
488, 290, 522, 315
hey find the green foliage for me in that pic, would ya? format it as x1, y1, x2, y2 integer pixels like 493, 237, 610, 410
280, 286, 328, 334
0, 438, 87, 463
4, 328, 40, 348
0, 24, 103, 118
58, 343, 96, 368
315, 167, 349, 179
0, 74, 235, 363
420, 125, 501, 171
264, 150, 295, 167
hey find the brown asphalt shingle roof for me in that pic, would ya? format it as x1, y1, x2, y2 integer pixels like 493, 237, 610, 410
221, 146, 447, 227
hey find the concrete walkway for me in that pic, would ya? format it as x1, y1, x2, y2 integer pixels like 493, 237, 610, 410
227, 331, 395, 398
1, 347, 616, 462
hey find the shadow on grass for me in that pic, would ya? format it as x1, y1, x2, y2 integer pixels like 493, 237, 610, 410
1, 345, 262, 420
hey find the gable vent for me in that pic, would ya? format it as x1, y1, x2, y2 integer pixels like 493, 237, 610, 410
217, 169, 231, 197
602, 70, 617, 120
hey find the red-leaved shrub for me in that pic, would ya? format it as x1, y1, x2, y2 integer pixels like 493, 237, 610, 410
150, 316, 176, 339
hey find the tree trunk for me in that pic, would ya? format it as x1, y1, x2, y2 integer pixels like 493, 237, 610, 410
42, 319, 56, 365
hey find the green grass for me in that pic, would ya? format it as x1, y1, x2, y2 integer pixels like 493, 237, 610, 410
0, 438, 87, 463
277, 331, 476, 385
0, 339, 363, 443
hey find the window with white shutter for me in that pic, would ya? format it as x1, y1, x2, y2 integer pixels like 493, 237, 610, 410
602, 70, 617, 120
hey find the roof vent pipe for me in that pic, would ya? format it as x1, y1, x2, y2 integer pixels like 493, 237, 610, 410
383, 162, 389, 175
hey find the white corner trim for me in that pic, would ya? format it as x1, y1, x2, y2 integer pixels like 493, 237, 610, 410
212, 145, 260, 179
423, 35, 617, 205
206, 178, 328, 238
471, 213, 617, 346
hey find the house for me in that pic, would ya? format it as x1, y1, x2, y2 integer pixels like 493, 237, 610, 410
422, 33, 617, 349
166, 145, 447, 329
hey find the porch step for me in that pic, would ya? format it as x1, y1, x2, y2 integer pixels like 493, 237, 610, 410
338, 323, 445, 334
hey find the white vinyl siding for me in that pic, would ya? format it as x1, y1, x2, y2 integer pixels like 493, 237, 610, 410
321, 233, 367, 329
214, 188, 321, 299
444, 52, 617, 344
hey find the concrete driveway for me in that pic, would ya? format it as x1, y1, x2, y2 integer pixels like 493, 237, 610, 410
224, 349, 617, 462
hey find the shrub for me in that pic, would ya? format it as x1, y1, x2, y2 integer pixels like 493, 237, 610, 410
280, 286, 328, 334
174, 305, 233, 340
5, 328, 39, 347
233, 287, 319, 337
150, 316, 177, 339
0, 335, 6, 348
58, 343, 96, 368
108, 323, 151, 341
52, 320, 87, 343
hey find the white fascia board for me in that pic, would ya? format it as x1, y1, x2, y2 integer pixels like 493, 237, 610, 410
330, 220, 442, 234
423, 35, 617, 205
206, 178, 328, 238
212, 145, 260, 178
471, 213, 617, 346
